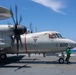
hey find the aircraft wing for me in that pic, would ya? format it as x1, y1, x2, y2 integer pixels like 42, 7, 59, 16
0, 6, 12, 20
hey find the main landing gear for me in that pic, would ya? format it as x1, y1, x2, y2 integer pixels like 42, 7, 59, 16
0, 54, 7, 60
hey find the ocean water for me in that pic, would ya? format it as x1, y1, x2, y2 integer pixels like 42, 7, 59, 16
71, 50, 76, 52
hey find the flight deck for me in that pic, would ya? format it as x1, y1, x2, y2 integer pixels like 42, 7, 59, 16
0, 54, 76, 75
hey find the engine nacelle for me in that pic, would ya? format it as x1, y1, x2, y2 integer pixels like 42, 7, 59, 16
0, 25, 27, 36
12, 25, 27, 35
0, 25, 13, 36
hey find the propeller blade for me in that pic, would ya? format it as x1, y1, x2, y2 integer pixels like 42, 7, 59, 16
10, 7, 15, 24
15, 5, 18, 25
16, 35, 23, 55
30, 23, 33, 33
18, 35, 23, 48
13, 25, 17, 42
16, 36, 19, 55
19, 15, 22, 24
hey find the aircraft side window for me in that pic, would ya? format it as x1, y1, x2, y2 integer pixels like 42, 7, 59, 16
49, 34, 56, 38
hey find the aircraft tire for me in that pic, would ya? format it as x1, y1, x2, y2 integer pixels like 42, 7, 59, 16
59, 58, 64, 64
0, 54, 7, 60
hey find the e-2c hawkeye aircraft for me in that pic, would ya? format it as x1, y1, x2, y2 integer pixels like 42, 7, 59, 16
0, 6, 76, 64
0, 25, 76, 64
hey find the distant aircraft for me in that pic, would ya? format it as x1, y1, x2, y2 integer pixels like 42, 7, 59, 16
0, 6, 76, 64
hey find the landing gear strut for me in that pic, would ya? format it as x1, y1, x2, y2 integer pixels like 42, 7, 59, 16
58, 52, 65, 64
0, 54, 7, 60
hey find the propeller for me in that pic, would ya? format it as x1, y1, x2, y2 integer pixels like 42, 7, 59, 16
30, 23, 33, 33
10, 6, 27, 55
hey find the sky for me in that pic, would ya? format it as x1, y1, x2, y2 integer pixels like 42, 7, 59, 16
0, 0, 76, 41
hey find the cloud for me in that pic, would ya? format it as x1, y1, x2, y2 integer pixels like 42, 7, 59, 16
31, 0, 65, 14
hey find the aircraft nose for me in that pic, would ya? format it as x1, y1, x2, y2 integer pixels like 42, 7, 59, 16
67, 39, 76, 48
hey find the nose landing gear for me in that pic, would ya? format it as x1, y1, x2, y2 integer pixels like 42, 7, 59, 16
58, 52, 65, 64
58, 58, 64, 64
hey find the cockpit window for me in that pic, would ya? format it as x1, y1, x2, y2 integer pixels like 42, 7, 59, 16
56, 33, 63, 38
49, 33, 63, 38
49, 33, 56, 38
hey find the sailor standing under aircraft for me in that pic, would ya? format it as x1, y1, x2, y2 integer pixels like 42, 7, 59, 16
65, 47, 72, 64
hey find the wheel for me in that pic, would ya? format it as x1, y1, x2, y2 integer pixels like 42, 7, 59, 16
0, 54, 7, 60
58, 58, 64, 64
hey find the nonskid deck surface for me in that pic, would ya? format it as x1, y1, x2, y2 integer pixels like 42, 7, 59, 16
0, 54, 76, 75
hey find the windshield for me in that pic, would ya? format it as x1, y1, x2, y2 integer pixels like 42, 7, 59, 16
56, 33, 63, 38
49, 33, 63, 39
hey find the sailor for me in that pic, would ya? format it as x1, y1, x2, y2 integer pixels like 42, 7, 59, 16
65, 47, 72, 64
